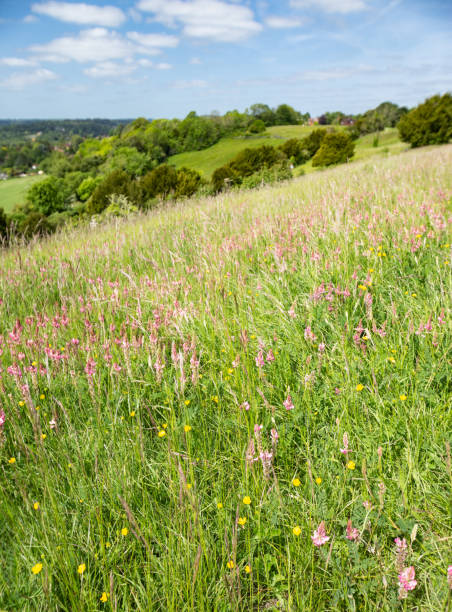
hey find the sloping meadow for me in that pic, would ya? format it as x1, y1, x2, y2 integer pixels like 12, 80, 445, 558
0, 146, 451, 610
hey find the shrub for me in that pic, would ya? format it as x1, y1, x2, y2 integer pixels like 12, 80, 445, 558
248, 119, 266, 134
139, 165, 178, 204
240, 162, 292, 189
174, 167, 202, 199
76, 176, 102, 202
18, 211, 53, 237
279, 139, 309, 165
0, 206, 8, 241
312, 132, 355, 167
300, 128, 327, 159
398, 93, 452, 147
86, 169, 135, 215
211, 165, 241, 193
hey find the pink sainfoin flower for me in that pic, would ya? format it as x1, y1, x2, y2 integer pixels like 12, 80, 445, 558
340, 432, 352, 455
311, 521, 330, 546
398, 566, 417, 598
448, 565, 452, 590
288, 302, 296, 318
85, 358, 96, 377
304, 326, 316, 342
283, 395, 294, 411
0, 409, 5, 429
266, 349, 275, 363
394, 537, 407, 550
255, 350, 265, 368
318, 343, 326, 353
346, 519, 359, 541
240, 401, 250, 411
254, 424, 263, 434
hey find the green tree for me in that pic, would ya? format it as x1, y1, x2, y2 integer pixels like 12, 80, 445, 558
279, 139, 308, 165
312, 132, 355, 167
248, 119, 266, 134
0, 206, 8, 241
27, 176, 65, 216
175, 167, 202, 199
398, 93, 452, 147
139, 164, 178, 204
274, 104, 300, 125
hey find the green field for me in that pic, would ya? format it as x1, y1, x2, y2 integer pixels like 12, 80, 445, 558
0, 175, 46, 213
169, 126, 407, 178
0, 145, 451, 610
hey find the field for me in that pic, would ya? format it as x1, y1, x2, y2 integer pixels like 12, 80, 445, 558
0, 175, 46, 214
0, 145, 451, 611
169, 127, 407, 178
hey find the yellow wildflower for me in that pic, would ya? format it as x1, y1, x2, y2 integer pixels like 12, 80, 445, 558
243, 496, 251, 505
32, 563, 43, 575
77, 563, 86, 574
121, 528, 128, 536
293, 526, 301, 536
292, 478, 301, 487
347, 461, 356, 470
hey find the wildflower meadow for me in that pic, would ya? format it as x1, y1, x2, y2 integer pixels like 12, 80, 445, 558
0, 145, 451, 611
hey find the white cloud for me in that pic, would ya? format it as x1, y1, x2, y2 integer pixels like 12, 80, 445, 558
127, 32, 179, 48
129, 7, 143, 22
265, 16, 305, 28
137, 0, 262, 42
290, 0, 367, 13
84, 61, 136, 78
24, 15, 39, 23
138, 58, 153, 67
30, 28, 136, 63
156, 62, 172, 69
190, 57, 202, 64
172, 79, 208, 88
0, 57, 37, 67
2, 68, 57, 91
31, 1, 126, 27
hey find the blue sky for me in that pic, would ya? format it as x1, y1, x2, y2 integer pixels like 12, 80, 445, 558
0, 0, 450, 118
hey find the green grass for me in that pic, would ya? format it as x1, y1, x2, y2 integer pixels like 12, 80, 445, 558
0, 145, 451, 611
169, 126, 407, 178
0, 174, 46, 213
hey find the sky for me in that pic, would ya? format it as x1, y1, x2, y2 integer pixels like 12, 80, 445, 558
0, 0, 451, 119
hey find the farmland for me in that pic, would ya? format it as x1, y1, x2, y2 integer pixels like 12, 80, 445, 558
0, 145, 451, 610
0, 175, 46, 214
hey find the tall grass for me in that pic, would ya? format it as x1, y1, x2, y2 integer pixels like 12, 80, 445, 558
0, 146, 451, 611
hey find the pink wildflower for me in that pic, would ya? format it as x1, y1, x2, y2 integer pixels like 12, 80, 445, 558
311, 521, 330, 547
0, 409, 5, 429
283, 395, 294, 411
254, 424, 263, 434
318, 343, 326, 353
240, 401, 250, 411
85, 358, 96, 377
266, 349, 275, 363
448, 565, 452, 590
255, 350, 265, 368
398, 566, 417, 595
394, 537, 407, 550
346, 519, 359, 541
340, 432, 352, 455
304, 326, 316, 342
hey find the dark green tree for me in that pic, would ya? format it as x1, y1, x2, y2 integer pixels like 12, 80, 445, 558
87, 169, 135, 214
301, 128, 327, 158
312, 132, 355, 166
398, 93, 452, 147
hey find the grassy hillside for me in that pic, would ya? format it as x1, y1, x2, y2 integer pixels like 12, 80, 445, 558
169, 127, 406, 178
0, 146, 451, 610
0, 175, 45, 213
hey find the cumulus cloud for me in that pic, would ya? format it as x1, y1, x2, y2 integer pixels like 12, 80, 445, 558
155, 62, 172, 69
2, 68, 57, 90
290, 0, 367, 13
137, 0, 262, 42
23, 15, 39, 23
265, 16, 305, 28
30, 28, 137, 63
0, 57, 38, 67
127, 32, 179, 48
31, 1, 126, 27
84, 61, 136, 78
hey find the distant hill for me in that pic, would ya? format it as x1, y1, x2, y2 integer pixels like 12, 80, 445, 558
0, 119, 134, 144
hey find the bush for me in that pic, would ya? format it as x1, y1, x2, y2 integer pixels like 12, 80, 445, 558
240, 162, 292, 190
248, 119, 266, 134
174, 167, 202, 199
76, 176, 102, 202
86, 169, 135, 215
300, 128, 327, 159
279, 139, 309, 165
212, 145, 283, 193
18, 211, 53, 237
312, 132, 355, 167
0, 207, 8, 241
211, 165, 241, 193
139, 165, 178, 204
398, 93, 452, 147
